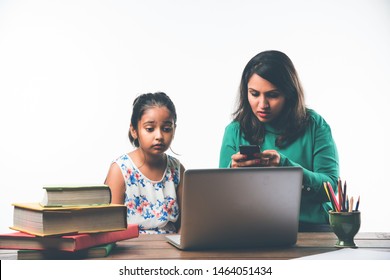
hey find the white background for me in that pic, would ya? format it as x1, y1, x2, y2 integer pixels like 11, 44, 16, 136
0, 0, 389, 233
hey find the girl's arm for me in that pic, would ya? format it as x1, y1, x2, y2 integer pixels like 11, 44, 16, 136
104, 163, 126, 204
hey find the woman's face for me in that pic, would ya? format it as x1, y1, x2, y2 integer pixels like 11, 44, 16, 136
247, 73, 286, 123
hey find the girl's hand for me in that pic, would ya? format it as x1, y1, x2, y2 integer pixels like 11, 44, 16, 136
231, 150, 280, 168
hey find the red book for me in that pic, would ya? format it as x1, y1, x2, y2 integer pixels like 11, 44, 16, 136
0, 224, 138, 252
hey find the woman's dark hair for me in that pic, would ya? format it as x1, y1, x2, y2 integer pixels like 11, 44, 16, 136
233, 50, 309, 147
129, 92, 177, 147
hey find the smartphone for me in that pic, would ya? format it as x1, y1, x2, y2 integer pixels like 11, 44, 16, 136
239, 145, 260, 160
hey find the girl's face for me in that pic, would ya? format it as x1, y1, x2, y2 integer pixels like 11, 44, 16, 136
131, 106, 175, 156
247, 73, 286, 123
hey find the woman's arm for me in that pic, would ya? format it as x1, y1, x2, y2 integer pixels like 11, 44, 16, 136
280, 121, 339, 202
219, 122, 248, 168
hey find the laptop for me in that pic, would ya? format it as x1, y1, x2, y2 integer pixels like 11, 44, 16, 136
165, 166, 303, 250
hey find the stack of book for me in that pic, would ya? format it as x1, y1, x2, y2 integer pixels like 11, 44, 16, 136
0, 184, 138, 259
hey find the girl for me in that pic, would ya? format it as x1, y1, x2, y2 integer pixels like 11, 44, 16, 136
219, 50, 339, 231
105, 92, 185, 234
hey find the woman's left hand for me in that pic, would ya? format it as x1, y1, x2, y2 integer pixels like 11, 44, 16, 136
259, 150, 281, 166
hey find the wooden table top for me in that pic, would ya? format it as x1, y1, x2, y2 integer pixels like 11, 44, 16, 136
1, 232, 390, 260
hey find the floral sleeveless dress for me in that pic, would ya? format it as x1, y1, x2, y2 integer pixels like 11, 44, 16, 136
113, 153, 181, 234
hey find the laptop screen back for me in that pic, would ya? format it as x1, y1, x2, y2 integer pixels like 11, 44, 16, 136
178, 167, 303, 250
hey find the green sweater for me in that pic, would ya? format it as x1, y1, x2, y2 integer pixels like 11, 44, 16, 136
219, 109, 339, 224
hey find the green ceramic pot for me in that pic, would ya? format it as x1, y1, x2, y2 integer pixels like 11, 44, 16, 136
328, 211, 361, 248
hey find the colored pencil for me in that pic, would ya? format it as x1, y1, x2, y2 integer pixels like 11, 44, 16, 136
327, 182, 340, 212
349, 196, 354, 212
323, 182, 336, 211
342, 181, 347, 212
323, 182, 331, 201
355, 195, 360, 211
337, 178, 344, 211
324, 182, 335, 211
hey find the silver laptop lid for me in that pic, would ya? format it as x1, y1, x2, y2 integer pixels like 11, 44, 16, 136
179, 167, 303, 250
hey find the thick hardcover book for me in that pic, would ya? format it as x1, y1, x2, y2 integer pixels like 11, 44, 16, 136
17, 242, 117, 260
41, 184, 111, 206
0, 224, 139, 252
11, 202, 127, 236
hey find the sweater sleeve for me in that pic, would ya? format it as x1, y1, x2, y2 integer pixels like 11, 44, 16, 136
280, 119, 339, 202
219, 122, 244, 168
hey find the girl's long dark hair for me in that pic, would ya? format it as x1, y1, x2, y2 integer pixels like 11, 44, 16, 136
233, 50, 309, 147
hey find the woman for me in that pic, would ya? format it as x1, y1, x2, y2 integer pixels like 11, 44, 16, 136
219, 50, 339, 231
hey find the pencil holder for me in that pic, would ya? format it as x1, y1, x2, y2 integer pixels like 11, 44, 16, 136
328, 211, 361, 248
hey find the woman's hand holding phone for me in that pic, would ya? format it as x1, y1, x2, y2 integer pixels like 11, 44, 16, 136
231, 145, 280, 168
